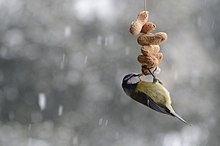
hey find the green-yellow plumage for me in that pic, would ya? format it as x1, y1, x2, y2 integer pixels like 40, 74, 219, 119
135, 80, 175, 114
122, 73, 189, 125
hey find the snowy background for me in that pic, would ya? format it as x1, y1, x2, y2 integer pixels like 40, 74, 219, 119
0, 0, 219, 146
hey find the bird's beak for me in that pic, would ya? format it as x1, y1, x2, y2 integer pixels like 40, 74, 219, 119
138, 73, 144, 76
137, 73, 144, 80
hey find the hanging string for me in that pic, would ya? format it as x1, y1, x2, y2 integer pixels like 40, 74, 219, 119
144, 0, 147, 11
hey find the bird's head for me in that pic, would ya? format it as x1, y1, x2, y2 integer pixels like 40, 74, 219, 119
122, 73, 141, 96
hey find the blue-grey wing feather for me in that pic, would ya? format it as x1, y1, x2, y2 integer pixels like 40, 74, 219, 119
133, 92, 169, 114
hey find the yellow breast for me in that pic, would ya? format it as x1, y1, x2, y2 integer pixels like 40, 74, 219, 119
135, 81, 171, 106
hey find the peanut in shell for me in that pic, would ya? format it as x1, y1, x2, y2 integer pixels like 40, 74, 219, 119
154, 52, 163, 64
137, 32, 167, 45
141, 22, 156, 33
129, 11, 149, 36
137, 55, 159, 68
141, 45, 160, 56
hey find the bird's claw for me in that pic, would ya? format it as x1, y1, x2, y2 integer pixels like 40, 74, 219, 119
153, 78, 163, 85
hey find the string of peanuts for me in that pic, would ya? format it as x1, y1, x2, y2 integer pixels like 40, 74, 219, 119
129, 4, 168, 75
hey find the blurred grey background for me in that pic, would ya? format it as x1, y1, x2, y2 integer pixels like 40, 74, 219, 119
0, 0, 219, 146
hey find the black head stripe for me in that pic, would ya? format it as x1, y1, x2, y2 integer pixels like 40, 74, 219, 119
124, 74, 133, 81
123, 74, 139, 82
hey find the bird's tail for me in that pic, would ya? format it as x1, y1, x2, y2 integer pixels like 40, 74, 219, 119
171, 112, 191, 126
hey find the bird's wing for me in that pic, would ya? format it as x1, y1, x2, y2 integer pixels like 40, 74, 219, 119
133, 92, 168, 114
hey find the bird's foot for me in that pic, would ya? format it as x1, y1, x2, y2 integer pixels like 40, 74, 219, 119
153, 78, 163, 85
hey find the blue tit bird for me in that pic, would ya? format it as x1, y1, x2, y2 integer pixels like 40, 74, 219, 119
122, 73, 189, 125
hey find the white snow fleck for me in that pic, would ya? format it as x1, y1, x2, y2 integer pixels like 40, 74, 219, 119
28, 124, 32, 131
58, 105, 63, 116
97, 35, 102, 45
60, 53, 66, 70
72, 136, 78, 146
64, 26, 72, 38
174, 71, 179, 80
125, 47, 130, 56
84, 56, 88, 64
38, 93, 46, 111
98, 118, 103, 125
105, 119, 108, 126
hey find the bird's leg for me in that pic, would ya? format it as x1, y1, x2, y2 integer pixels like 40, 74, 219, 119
152, 67, 157, 74
147, 68, 163, 84
147, 68, 156, 79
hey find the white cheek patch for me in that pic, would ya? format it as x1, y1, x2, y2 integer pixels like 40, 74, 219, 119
127, 76, 140, 84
